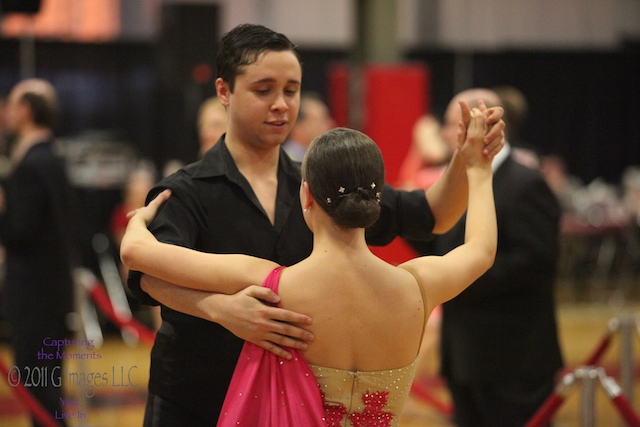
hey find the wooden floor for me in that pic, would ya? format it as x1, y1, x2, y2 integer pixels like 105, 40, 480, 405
2, 299, 640, 426
401, 302, 640, 427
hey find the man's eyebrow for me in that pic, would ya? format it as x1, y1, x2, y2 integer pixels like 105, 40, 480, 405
251, 77, 301, 85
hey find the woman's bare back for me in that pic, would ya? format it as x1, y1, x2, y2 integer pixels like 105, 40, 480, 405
277, 255, 428, 372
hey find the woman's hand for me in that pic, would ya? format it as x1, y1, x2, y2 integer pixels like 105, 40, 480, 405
120, 189, 171, 271
127, 189, 172, 225
458, 104, 490, 170
457, 100, 505, 159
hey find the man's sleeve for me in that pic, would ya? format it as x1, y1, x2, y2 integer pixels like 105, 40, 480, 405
126, 182, 200, 306
365, 184, 435, 246
127, 270, 158, 306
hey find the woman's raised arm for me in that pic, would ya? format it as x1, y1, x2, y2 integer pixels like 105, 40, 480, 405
400, 105, 497, 314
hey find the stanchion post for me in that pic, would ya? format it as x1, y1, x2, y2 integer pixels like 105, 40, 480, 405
619, 313, 634, 404
527, 364, 640, 426
73, 268, 103, 347
576, 366, 599, 427
92, 234, 138, 346
527, 313, 640, 427
71, 268, 95, 427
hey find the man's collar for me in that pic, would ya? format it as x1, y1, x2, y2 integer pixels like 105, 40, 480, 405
192, 136, 301, 182
192, 137, 228, 179
10, 129, 52, 166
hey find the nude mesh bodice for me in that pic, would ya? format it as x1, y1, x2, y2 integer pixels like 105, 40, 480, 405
309, 360, 418, 427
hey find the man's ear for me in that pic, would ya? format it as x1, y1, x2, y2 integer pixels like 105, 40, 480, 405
216, 78, 231, 107
17, 98, 31, 122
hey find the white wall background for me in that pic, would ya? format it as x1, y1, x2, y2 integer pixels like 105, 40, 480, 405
158, 0, 640, 50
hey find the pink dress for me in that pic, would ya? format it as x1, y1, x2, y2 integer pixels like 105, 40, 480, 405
217, 266, 427, 427
217, 267, 326, 426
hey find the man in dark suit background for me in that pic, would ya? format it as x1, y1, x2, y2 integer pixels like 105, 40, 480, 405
426, 88, 563, 427
0, 78, 78, 427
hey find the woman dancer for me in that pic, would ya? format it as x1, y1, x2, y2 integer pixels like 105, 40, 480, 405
121, 105, 496, 426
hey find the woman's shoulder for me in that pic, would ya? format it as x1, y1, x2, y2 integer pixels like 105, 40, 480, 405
280, 258, 420, 301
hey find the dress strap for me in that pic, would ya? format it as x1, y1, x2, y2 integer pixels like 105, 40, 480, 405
262, 266, 286, 307
398, 266, 429, 354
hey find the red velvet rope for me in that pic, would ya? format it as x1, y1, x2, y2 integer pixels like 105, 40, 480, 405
524, 392, 566, 427
611, 394, 640, 427
410, 379, 453, 417
583, 331, 613, 366
525, 324, 616, 425
85, 280, 156, 346
0, 356, 62, 427
0, 278, 153, 425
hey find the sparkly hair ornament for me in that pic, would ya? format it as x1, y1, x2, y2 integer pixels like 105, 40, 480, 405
302, 127, 385, 229
326, 182, 381, 205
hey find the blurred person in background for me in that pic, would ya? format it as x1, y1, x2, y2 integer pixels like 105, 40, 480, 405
109, 160, 160, 328
0, 78, 79, 427
0, 95, 8, 155
424, 88, 563, 427
0, 95, 7, 337
0, 95, 11, 181
282, 91, 335, 161
160, 97, 227, 186
492, 85, 539, 169
197, 96, 228, 157
539, 154, 582, 212
397, 114, 452, 191
110, 161, 158, 249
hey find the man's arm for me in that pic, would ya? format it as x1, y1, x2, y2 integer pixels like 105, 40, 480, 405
140, 274, 314, 360
425, 150, 468, 234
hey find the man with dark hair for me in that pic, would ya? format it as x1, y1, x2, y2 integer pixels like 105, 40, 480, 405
127, 24, 506, 425
0, 78, 77, 427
